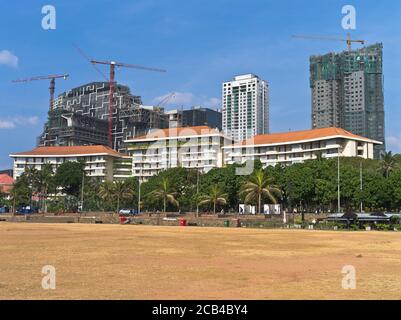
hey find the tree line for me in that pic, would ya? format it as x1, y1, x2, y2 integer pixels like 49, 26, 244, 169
3, 152, 401, 214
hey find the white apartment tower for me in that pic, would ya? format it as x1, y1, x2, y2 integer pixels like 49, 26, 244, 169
222, 74, 269, 142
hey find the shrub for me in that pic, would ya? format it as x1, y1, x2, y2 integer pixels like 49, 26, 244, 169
375, 224, 391, 231
390, 216, 400, 225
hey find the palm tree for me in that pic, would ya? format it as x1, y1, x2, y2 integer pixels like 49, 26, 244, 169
99, 181, 115, 211
36, 163, 54, 213
113, 180, 134, 212
99, 180, 133, 212
381, 151, 397, 178
19, 167, 39, 209
198, 185, 227, 214
240, 169, 281, 214
151, 177, 179, 212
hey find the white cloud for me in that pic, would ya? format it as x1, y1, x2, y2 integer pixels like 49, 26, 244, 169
0, 116, 39, 129
387, 135, 401, 153
0, 50, 18, 68
0, 120, 15, 129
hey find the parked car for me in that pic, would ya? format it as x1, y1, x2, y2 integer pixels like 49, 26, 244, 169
119, 209, 140, 215
119, 209, 131, 215
0, 207, 9, 214
16, 206, 37, 215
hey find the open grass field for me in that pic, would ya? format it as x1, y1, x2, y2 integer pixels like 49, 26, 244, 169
1, 222, 401, 300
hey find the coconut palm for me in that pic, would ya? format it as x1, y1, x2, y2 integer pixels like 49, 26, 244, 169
113, 180, 134, 212
99, 181, 115, 211
99, 180, 133, 212
36, 163, 54, 213
240, 169, 281, 214
150, 177, 179, 212
381, 151, 397, 178
198, 185, 228, 214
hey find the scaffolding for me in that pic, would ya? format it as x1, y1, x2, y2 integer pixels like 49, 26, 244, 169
38, 82, 169, 151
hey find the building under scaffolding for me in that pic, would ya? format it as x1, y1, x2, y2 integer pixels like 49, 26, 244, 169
310, 43, 385, 158
38, 82, 169, 151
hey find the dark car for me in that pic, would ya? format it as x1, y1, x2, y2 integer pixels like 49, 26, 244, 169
16, 207, 38, 215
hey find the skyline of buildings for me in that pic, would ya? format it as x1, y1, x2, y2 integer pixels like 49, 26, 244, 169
310, 43, 385, 159
4, 42, 391, 173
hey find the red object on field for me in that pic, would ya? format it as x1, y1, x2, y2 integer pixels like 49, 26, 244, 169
119, 216, 126, 224
180, 219, 186, 227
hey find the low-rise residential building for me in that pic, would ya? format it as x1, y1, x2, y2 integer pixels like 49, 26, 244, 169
223, 127, 382, 167
10, 145, 132, 181
125, 126, 230, 181
0, 173, 14, 195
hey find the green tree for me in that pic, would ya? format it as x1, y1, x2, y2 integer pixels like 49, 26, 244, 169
141, 168, 196, 212
35, 163, 54, 213
240, 169, 281, 214
381, 151, 397, 178
113, 180, 134, 212
121, 177, 139, 210
0, 191, 7, 207
83, 177, 103, 211
198, 185, 228, 214
99, 181, 114, 211
9, 175, 31, 214
54, 161, 85, 197
150, 177, 179, 212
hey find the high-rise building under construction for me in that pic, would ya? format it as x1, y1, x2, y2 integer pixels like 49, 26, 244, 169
38, 82, 168, 151
310, 43, 385, 158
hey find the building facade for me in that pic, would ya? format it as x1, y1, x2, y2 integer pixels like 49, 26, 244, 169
124, 126, 230, 181
182, 107, 222, 130
38, 82, 168, 151
166, 107, 222, 130
223, 127, 381, 168
222, 74, 269, 142
310, 43, 385, 158
10, 145, 132, 181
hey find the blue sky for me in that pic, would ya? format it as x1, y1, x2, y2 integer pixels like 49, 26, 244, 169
0, 0, 400, 169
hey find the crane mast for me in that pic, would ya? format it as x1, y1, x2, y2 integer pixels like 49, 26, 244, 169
90, 59, 166, 148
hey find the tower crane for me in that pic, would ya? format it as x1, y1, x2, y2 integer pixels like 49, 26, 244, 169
12, 74, 69, 111
90, 59, 166, 147
292, 33, 365, 51
156, 92, 175, 110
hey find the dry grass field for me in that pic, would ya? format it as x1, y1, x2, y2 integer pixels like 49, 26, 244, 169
1, 222, 401, 300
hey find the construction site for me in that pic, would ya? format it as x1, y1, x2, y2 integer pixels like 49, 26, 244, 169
38, 81, 169, 152
12, 54, 177, 154
292, 34, 385, 159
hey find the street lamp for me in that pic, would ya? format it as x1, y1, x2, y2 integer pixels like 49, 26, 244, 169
196, 165, 200, 217
80, 170, 85, 213
138, 166, 142, 215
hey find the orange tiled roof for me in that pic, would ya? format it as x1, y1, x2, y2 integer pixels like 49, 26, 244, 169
11, 145, 127, 157
0, 174, 14, 194
129, 126, 220, 140
236, 127, 379, 146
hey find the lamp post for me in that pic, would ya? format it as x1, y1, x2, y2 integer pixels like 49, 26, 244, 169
337, 146, 341, 214
360, 161, 363, 213
80, 170, 85, 213
196, 165, 200, 217
138, 166, 142, 215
